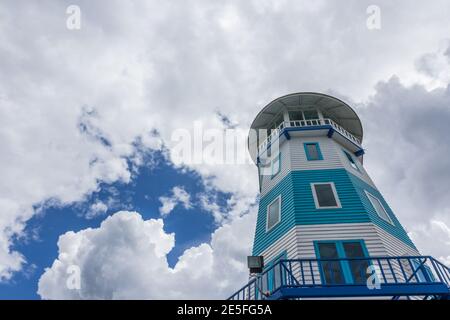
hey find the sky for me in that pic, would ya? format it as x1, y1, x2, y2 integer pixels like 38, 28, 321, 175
0, 0, 450, 299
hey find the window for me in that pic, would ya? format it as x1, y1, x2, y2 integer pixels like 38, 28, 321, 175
311, 182, 341, 209
303, 109, 319, 120
266, 196, 281, 231
271, 153, 281, 178
269, 113, 284, 132
316, 242, 345, 284
304, 142, 323, 161
263, 251, 287, 294
365, 191, 394, 224
258, 160, 270, 191
342, 242, 371, 284
343, 150, 359, 171
315, 240, 370, 285
288, 111, 304, 121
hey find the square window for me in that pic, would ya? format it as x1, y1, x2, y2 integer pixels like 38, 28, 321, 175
266, 196, 281, 231
304, 143, 323, 161
288, 111, 304, 121
303, 110, 319, 120
365, 191, 394, 224
312, 183, 341, 209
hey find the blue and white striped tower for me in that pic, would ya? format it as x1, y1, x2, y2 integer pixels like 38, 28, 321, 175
248, 92, 419, 284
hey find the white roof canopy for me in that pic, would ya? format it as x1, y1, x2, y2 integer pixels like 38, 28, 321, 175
250, 92, 363, 142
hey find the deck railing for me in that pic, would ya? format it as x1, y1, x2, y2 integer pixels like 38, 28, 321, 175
228, 256, 450, 300
257, 118, 361, 154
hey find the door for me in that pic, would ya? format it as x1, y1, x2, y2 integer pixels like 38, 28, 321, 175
342, 241, 370, 284
316, 240, 370, 285
261, 252, 286, 295
316, 242, 346, 285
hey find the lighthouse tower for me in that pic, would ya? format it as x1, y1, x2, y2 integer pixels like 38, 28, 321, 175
248, 92, 419, 267
249, 93, 419, 283
229, 92, 450, 299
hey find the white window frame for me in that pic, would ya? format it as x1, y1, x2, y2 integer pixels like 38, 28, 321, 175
365, 191, 394, 225
266, 195, 281, 232
311, 182, 342, 209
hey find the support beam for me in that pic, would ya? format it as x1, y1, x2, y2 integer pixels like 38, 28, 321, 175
327, 128, 334, 138
269, 283, 450, 300
283, 130, 291, 140
354, 149, 365, 157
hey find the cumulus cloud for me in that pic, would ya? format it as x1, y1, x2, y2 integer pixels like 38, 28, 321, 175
415, 40, 450, 88
356, 75, 450, 259
199, 193, 258, 225
37, 210, 256, 299
408, 219, 450, 265
158, 186, 192, 216
2, 0, 450, 282
85, 201, 108, 220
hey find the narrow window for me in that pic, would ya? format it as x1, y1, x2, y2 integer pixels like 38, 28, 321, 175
316, 242, 345, 284
342, 242, 370, 284
304, 142, 323, 161
365, 191, 394, 224
258, 160, 270, 191
312, 183, 341, 209
266, 196, 281, 231
271, 153, 281, 178
343, 150, 359, 171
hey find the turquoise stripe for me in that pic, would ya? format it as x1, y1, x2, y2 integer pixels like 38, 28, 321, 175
252, 168, 416, 255
347, 172, 417, 249
252, 173, 296, 256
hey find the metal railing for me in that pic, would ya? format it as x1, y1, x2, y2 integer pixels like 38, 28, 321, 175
257, 118, 362, 154
228, 256, 450, 300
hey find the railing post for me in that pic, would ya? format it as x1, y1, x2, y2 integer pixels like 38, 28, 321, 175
290, 260, 295, 286
430, 258, 444, 283
377, 258, 387, 284
279, 261, 283, 289
387, 258, 398, 283
406, 258, 420, 283
397, 258, 408, 282
300, 260, 305, 285
309, 260, 315, 285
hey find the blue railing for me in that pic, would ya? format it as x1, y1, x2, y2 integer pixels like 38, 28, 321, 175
228, 256, 450, 300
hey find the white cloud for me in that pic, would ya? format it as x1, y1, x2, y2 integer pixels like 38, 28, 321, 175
158, 186, 192, 216
199, 193, 258, 225
85, 201, 108, 220
1, 0, 450, 282
408, 219, 450, 262
354, 73, 450, 260
37, 210, 256, 299
415, 40, 450, 88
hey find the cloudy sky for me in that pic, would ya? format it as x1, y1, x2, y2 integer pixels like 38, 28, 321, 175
1, 0, 450, 299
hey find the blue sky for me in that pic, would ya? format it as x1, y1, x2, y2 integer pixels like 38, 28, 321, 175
2, 151, 227, 299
